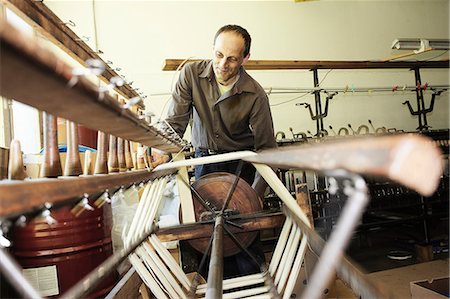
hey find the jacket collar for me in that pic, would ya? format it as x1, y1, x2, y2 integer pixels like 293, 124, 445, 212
200, 60, 255, 94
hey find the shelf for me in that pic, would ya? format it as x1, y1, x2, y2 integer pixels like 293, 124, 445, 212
0, 20, 182, 153
163, 58, 449, 71
0, 168, 176, 218
6, 0, 140, 102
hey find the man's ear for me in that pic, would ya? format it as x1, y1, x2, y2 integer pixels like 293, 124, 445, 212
242, 53, 250, 65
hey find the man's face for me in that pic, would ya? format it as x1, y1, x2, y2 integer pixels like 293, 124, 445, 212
213, 31, 248, 85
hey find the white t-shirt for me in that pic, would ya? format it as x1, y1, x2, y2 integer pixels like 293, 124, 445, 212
216, 74, 240, 96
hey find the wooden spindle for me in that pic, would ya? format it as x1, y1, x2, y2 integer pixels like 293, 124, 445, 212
8, 139, 27, 180
108, 135, 119, 173
40, 112, 62, 178
117, 137, 127, 172
83, 150, 92, 175
64, 120, 82, 176
94, 131, 108, 174
124, 140, 133, 170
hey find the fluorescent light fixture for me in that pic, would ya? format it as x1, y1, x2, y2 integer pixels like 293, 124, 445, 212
392, 38, 450, 53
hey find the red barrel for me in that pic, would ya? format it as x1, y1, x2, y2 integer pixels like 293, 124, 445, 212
11, 204, 116, 298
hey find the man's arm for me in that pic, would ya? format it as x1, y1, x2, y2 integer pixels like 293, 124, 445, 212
249, 92, 278, 198
165, 64, 194, 137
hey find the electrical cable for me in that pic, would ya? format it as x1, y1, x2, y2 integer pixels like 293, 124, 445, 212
270, 91, 312, 107
159, 56, 195, 120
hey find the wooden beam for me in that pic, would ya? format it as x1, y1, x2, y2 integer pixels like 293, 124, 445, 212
105, 268, 142, 299
4, 0, 140, 103
0, 20, 182, 152
0, 168, 176, 218
163, 58, 450, 71
156, 212, 285, 242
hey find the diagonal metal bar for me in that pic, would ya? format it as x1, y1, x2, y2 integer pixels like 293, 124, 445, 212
301, 171, 370, 299
0, 248, 43, 299
222, 224, 281, 299
225, 219, 243, 229
222, 224, 262, 271
60, 227, 155, 299
220, 160, 244, 213
205, 216, 224, 299
178, 174, 217, 213
187, 226, 216, 298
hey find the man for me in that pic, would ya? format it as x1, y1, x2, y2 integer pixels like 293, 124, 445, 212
166, 24, 277, 187
165, 25, 277, 277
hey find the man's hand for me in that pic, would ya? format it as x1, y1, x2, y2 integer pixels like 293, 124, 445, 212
151, 149, 170, 168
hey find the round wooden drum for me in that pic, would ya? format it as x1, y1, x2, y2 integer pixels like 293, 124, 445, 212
188, 172, 263, 257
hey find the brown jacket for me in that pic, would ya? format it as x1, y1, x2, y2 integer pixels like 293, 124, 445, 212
166, 60, 277, 152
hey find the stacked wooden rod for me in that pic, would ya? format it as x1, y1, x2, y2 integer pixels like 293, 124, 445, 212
0, 109, 176, 218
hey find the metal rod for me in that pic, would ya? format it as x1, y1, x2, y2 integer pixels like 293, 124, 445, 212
187, 228, 216, 298
205, 216, 224, 299
312, 69, 322, 134
301, 172, 370, 299
254, 164, 389, 299
60, 227, 156, 299
0, 248, 43, 299
414, 68, 428, 130
220, 160, 243, 213
222, 224, 262, 271
178, 176, 217, 213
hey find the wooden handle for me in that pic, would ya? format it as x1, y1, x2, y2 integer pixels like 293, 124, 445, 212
125, 140, 133, 170
94, 131, 108, 174
8, 139, 27, 180
136, 145, 146, 170
40, 112, 62, 178
83, 150, 92, 175
117, 137, 127, 172
108, 135, 119, 173
245, 134, 443, 196
64, 120, 82, 176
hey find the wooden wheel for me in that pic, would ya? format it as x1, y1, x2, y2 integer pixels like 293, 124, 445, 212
188, 172, 263, 257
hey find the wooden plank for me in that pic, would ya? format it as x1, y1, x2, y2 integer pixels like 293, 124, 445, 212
105, 268, 143, 299
367, 259, 449, 299
174, 154, 196, 224
0, 20, 182, 153
245, 134, 442, 197
0, 168, 176, 218
156, 212, 285, 242
4, 0, 140, 102
163, 58, 449, 71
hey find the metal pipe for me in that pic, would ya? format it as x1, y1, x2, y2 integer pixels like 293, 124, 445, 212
205, 216, 224, 299
188, 229, 215, 298
414, 68, 425, 129
0, 248, 42, 299
221, 161, 243, 213
301, 171, 370, 299
312, 69, 322, 134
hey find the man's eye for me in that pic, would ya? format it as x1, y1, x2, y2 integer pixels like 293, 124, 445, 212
216, 52, 223, 58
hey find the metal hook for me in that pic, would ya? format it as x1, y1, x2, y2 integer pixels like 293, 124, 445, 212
98, 76, 125, 100
41, 203, 57, 225
63, 20, 76, 27
121, 97, 143, 109
67, 58, 105, 88
0, 231, 11, 248
0, 221, 11, 248
81, 193, 94, 211
15, 215, 27, 227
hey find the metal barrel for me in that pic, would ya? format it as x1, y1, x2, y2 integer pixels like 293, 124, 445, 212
11, 204, 116, 298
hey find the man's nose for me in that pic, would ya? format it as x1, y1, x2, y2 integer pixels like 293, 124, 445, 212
219, 58, 228, 68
